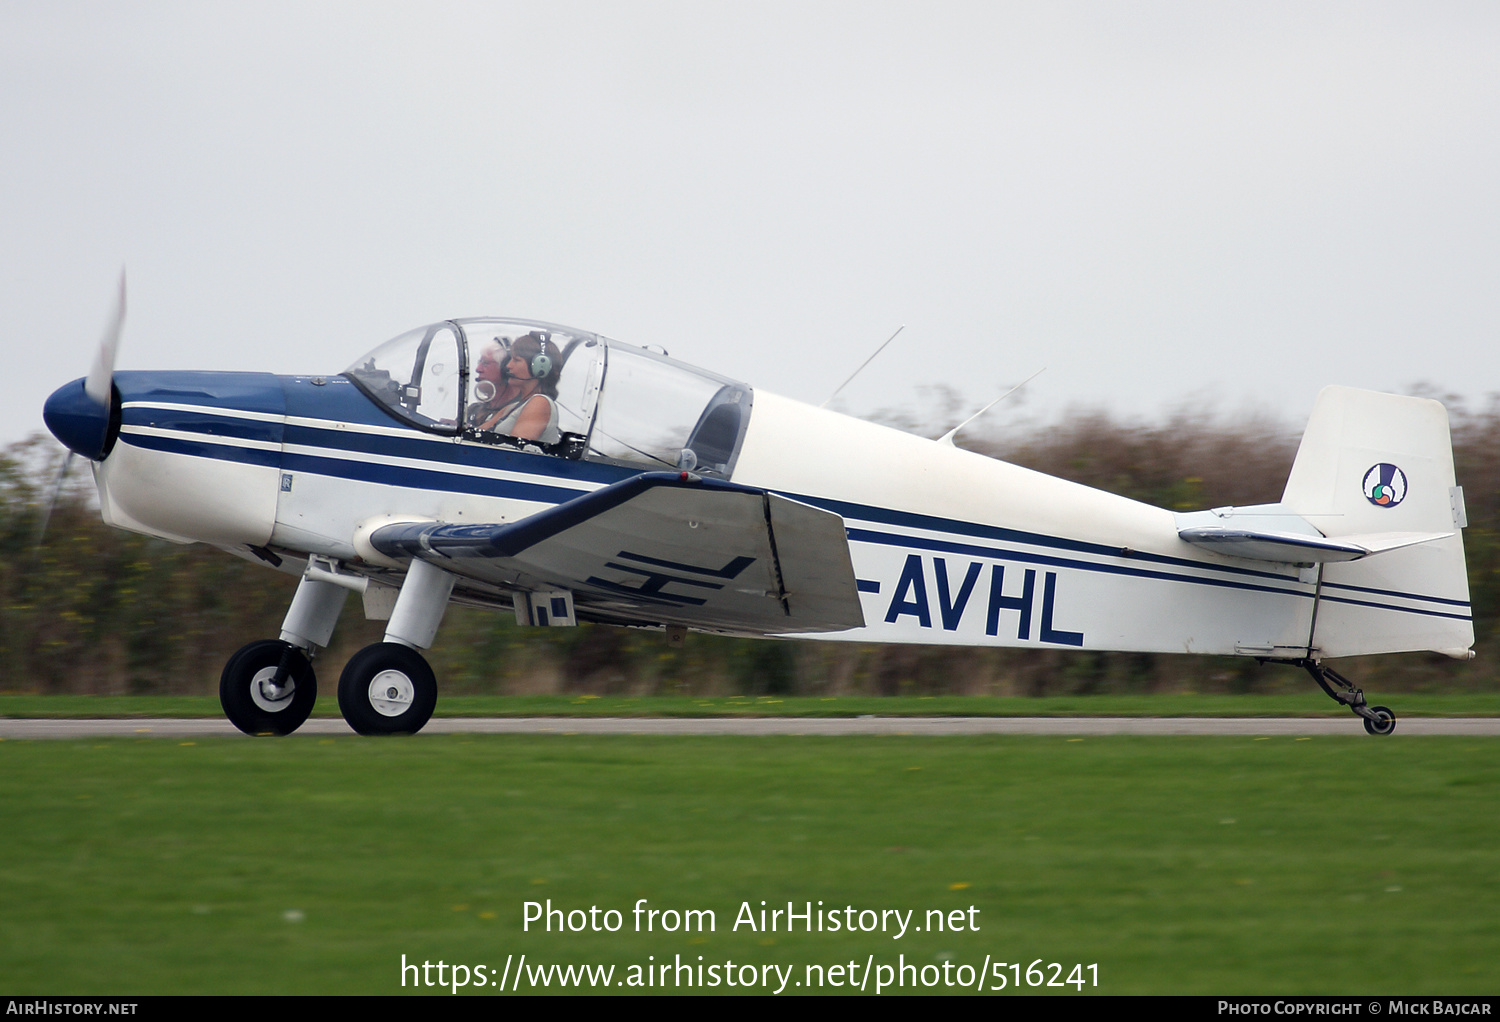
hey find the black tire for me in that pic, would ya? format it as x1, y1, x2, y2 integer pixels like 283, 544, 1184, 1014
1363, 705, 1397, 736
219, 639, 317, 736
337, 642, 438, 735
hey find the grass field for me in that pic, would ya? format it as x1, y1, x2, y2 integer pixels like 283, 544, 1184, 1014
1, 732, 1496, 995
4, 692, 1500, 718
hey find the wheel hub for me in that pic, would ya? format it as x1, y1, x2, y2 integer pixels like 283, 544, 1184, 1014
368, 669, 414, 717
249, 666, 295, 713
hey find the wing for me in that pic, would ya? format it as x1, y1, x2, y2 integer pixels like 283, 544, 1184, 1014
369, 471, 864, 635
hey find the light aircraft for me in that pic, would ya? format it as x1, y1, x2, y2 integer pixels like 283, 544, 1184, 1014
42, 288, 1473, 736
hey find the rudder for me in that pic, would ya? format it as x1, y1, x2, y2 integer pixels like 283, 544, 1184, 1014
1281, 386, 1473, 659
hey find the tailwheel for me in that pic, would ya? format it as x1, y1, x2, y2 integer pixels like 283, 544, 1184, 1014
220, 639, 317, 736
1363, 705, 1397, 736
337, 642, 437, 735
1293, 659, 1398, 737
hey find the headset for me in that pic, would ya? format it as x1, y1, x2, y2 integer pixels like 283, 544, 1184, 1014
519, 331, 553, 381
486, 332, 554, 391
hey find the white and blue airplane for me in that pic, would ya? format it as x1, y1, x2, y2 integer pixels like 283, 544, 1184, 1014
43, 292, 1473, 736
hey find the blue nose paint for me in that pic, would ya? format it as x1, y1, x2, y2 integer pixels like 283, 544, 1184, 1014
43, 378, 112, 460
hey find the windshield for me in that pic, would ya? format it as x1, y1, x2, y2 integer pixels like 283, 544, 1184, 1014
344, 319, 751, 477
344, 322, 464, 432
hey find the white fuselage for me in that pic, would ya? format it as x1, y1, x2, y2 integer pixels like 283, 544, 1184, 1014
94, 375, 1325, 658
732, 392, 1318, 656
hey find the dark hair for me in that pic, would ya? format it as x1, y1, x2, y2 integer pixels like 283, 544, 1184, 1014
509, 332, 560, 398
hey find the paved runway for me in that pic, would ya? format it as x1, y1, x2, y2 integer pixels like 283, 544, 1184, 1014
3, 716, 1498, 738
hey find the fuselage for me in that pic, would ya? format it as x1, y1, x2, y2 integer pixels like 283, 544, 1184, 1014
44, 312, 1472, 661
51, 362, 1328, 659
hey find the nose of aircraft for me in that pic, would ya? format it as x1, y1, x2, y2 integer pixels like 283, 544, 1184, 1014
44, 378, 115, 461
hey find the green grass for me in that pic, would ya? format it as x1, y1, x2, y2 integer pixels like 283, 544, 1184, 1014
4, 692, 1500, 719
1, 734, 1496, 994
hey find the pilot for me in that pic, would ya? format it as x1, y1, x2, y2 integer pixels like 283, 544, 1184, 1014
468, 341, 516, 422
473, 332, 561, 444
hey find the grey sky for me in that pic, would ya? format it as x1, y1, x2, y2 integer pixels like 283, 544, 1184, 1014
6, 1, 1499, 448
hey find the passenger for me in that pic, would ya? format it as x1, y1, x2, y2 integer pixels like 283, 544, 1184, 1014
468, 341, 517, 424
474, 332, 561, 444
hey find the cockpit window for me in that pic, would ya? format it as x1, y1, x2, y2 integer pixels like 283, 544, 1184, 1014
586, 342, 752, 477
345, 319, 751, 477
455, 319, 602, 459
344, 322, 464, 434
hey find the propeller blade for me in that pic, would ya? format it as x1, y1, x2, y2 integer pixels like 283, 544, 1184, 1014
32, 451, 76, 552
83, 270, 126, 406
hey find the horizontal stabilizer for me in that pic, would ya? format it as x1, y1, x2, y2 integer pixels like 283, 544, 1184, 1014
369, 471, 864, 635
1178, 526, 1452, 564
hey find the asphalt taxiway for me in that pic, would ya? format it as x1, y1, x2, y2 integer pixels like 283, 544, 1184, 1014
3, 717, 1498, 739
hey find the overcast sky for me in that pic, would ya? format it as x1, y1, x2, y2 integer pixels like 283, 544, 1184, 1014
6, 1, 1499, 448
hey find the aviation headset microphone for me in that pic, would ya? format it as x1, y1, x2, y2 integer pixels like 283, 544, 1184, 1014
487, 337, 513, 384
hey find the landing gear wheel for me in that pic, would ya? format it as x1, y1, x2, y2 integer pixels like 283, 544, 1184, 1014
1290, 659, 1400, 737
337, 642, 437, 735
1363, 705, 1397, 736
220, 640, 317, 736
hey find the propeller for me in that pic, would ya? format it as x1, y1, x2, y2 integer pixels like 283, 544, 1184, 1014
31, 448, 75, 552
35, 271, 126, 550
86, 271, 126, 406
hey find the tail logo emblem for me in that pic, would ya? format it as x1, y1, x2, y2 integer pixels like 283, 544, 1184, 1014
1363, 463, 1408, 508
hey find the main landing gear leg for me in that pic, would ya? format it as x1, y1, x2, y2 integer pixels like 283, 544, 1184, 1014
220, 576, 349, 736
1293, 658, 1397, 736
338, 558, 454, 736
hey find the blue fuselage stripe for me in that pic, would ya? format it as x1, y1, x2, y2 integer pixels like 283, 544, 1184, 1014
115, 396, 1471, 623
845, 527, 1313, 603
1315, 594, 1472, 622
279, 451, 594, 505
843, 526, 1470, 621
1319, 578, 1473, 609
283, 422, 626, 487
789, 492, 1304, 584
122, 408, 283, 444
122, 431, 282, 468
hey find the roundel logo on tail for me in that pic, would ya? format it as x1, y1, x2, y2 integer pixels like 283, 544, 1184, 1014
1362, 463, 1408, 508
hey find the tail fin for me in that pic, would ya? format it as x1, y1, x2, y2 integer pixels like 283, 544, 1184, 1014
1281, 386, 1473, 659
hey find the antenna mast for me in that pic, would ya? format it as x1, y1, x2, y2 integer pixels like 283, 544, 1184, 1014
820, 325, 905, 409
937, 367, 1046, 446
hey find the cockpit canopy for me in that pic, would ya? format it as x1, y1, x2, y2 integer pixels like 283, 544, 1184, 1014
343, 318, 753, 478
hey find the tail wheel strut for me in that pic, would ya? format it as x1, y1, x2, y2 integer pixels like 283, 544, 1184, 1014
1293, 658, 1396, 736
